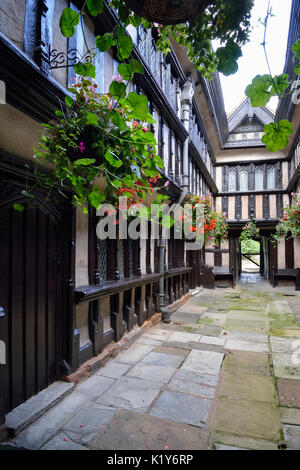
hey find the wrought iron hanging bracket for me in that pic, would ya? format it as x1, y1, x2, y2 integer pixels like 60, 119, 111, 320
46, 46, 95, 70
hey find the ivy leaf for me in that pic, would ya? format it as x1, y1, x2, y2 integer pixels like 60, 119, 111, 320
104, 150, 123, 168
73, 158, 96, 166
96, 33, 115, 52
110, 110, 127, 131
153, 154, 164, 168
109, 81, 126, 99
129, 14, 143, 27
270, 74, 289, 96
13, 203, 25, 212
216, 40, 242, 76
86, 0, 103, 16
294, 64, 300, 75
245, 74, 273, 107
88, 186, 105, 208
126, 92, 149, 120
262, 120, 293, 152
292, 39, 300, 59
74, 61, 96, 78
86, 112, 98, 126
118, 63, 133, 81
59, 8, 79, 38
65, 96, 74, 107
129, 59, 144, 75
116, 27, 133, 60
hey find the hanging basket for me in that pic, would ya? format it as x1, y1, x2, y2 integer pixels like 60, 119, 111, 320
124, 0, 212, 25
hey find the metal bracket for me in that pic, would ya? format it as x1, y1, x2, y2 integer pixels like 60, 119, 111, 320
46, 46, 95, 70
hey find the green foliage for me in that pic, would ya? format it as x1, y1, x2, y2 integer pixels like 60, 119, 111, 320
13, 203, 25, 212
59, 8, 79, 37
86, 0, 103, 16
155, 0, 254, 78
116, 27, 133, 60
96, 33, 115, 51
273, 192, 300, 244
216, 40, 242, 76
262, 120, 293, 153
241, 238, 260, 255
59, 0, 254, 80
30, 77, 165, 212
240, 219, 260, 242
245, 31, 299, 153
292, 39, 300, 59
74, 61, 96, 78
245, 74, 273, 107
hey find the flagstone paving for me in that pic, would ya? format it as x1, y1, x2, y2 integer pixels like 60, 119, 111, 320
3, 282, 300, 450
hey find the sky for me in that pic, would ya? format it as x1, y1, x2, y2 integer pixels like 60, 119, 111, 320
215, 0, 292, 115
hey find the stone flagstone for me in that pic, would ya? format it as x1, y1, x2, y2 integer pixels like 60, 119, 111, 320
168, 377, 216, 399
12, 391, 87, 450
62, 404, 117, 444
76, 375, 115, 400
95, 376, 162, 413
88, 409, 209, 450
114, 344, 154, 365
126, 362, 176, 384
181, 349, 224, 376
141, 351, 185, 368
150, 390, 211, 427
96, 362, 131, 379
226, 338, 269, 353
211, 398, 281, 442
283, 424, 300, 449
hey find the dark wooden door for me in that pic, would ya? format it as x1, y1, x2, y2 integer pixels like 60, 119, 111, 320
0, 202, 63, 413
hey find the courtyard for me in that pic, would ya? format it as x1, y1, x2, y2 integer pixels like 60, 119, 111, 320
3, 280, 300, 451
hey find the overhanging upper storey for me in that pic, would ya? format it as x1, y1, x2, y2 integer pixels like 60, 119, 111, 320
224, 98, 274, 150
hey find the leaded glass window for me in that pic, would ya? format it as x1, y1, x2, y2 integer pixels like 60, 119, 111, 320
98, 239, 107, 283
255, 167, 264, 190
117, 239, 125, 279
239, 168, 248, 191
128, 238, 134, 277
267, 166, 276, 189
228, 168, 236, 192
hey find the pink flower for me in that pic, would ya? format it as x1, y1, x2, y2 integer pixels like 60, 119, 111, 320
79, 142, 85, 153
164, 180, 170, 187
112, 73, 124, 83
132, 121, 139, 129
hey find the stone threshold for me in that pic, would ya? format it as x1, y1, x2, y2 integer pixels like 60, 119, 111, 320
4, 381, 75, 437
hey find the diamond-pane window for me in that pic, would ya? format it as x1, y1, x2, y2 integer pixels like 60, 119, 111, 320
267, 166, 275, 189
228, 168, 236, 192
129, 238, 134, 277
118, 240, 125, 279
239, 168, 248, 191
255, 167, 264, 190
98, 239, 107, 283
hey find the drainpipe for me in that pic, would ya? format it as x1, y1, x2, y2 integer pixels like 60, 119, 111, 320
160, 77, 195, 323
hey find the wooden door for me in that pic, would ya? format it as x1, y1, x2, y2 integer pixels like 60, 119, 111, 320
0, 203, 62, 412
0, 188, 68, 413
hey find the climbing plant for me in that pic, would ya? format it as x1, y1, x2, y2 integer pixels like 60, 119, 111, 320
16, 0, 256, 213
272, 192, 300, 243
245, 2, 300, 152
240, 216, 260, 242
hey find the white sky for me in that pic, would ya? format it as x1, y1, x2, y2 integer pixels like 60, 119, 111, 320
215, 0, 292, 115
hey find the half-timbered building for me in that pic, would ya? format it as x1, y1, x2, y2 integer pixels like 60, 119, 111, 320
0, 0, 299, 436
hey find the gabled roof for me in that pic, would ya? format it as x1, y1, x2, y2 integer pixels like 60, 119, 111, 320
224, 98, 274, 149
